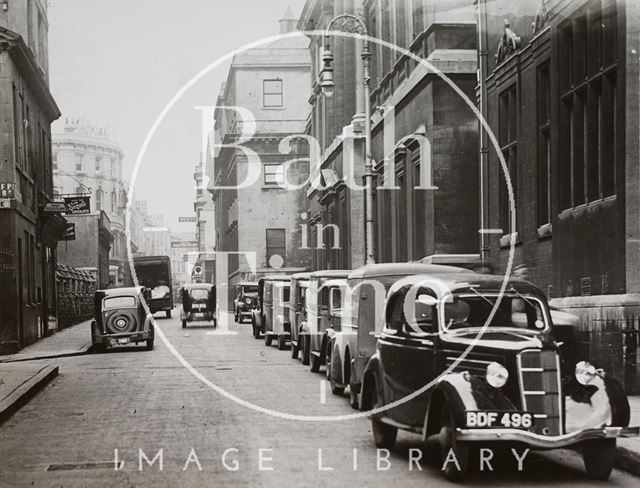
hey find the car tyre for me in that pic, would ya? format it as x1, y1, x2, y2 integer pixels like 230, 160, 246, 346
329, 350, 345, 395
440, 406, 469, 482
310, 352, 322, 373
265, 334, 273, 347
582, 439, 616, 480
166, 310, 171, 318
349, 385, 359, 410
277, 335, 288, 350
301, 334, 310, 365
93, 343, 107, 353
371, 395, 397, 449
182, 319, 187, 328
290, 340, 299, 359
234, 310, 239, 323
146, 339, 154, 350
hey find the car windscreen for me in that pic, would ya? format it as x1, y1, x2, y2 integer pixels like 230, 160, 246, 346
188, 288, 209, 300
444, 294, 547, 331
104, 296, 136, 309
242, 285, 258, 294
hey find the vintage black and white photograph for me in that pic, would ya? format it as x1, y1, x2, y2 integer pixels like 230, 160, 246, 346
1, 0, 639, 486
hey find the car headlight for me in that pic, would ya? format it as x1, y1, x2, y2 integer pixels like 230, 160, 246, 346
486, 362, 509, 388
575, 360, 598, 385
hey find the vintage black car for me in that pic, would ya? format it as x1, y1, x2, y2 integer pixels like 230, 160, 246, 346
334, 263, 468, 408
360, 273, 638, 481
233, 281, 259, 323
251, 275, 291, 349
91, 287, 154, 351
289, 272, 311, 360
181, 283, 216, 328
305, 270, 350, 373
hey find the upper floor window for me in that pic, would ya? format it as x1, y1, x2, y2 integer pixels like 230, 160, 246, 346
96, 188, 103, 211
558, 0, 617, 210
266, 228, 286, 268
263, 79, 283, 108
75, 154, 83, 172
95, 156, 101, 172
537, 63, 552, 226
499, 85, 518, 234
264, 164, 285, 186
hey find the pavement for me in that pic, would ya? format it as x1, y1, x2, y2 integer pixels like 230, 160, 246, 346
0, 312, 639, 486
0, 318, 93, 363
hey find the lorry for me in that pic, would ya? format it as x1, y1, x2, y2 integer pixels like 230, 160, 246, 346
132, 255, 173, 317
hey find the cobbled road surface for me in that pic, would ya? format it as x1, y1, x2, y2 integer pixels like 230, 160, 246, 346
0, 310, 638, 487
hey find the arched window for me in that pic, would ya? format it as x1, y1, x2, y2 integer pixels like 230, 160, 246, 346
96, 188, 103, 211
111, 191, 116, 212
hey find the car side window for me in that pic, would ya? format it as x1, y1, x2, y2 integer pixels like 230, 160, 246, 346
330, 287, 342, 316
384, 295, 404, 334
404, 294, 436, 335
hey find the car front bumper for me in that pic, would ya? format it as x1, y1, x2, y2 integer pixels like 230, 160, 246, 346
456, 425, 639, 449
93, 331, 153, 344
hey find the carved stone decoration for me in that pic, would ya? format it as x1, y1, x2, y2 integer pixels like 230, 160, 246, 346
495, 19, 522, 65
532, 0, 550, 34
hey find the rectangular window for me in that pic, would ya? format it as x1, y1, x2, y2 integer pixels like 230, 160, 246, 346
499, 85, 518, 234
263, 79, 283, 108
76, 154, 83, 172
95, 157, 101, 172
13, 85, 23, 167
266, 228, 286, 268
264, 164, 284, 185
559, 1, 617, 209
537, 63, 551, 226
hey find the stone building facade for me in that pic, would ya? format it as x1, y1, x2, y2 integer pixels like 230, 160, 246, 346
52, 119, 134, 286
298, 0, 480, 270
56, 211, 113, 289
211, 9, 312, 290
0, 0, 62, 353
477, 0, 640, 391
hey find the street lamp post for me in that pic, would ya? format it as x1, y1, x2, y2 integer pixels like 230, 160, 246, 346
320, 14, 375, 265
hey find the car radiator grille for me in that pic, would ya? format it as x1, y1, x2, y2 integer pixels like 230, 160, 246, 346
517, 349, 562, 436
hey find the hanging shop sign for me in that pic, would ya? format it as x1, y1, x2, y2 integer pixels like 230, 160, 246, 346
64, 196, 91, 214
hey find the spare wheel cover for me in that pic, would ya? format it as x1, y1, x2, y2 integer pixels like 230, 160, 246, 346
106, 310, 137, 334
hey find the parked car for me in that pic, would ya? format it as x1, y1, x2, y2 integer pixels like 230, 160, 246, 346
359, 272, 638, 481
180, 283, 216, 328
289, 272, 311, 360
330, 263, 469, 408
91, 286, 154, 351
302, 270, 351, 372
251, 275, 291, 349
233, 281, 259, 323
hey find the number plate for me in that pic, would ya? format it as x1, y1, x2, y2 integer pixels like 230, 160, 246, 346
465, 411, 533, 429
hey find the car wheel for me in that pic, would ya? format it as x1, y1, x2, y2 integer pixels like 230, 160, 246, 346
371, 394, 396, 449
310, 352, 322, 373
234, 310, 239, 322
265, 334, 273, 347
582, 439, 616, 480
290, 339, 299, 359
329, 350, 345, 395
277, 335, 288, 350
166, 310, 171, 318
146, 339, 154, 350
182, 319, 187, 328
440, 406, 469, 482
349, 385, 359, 410
301, 335, 310, 365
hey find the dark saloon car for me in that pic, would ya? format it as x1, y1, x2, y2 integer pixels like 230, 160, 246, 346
233, 281, 259, 323
360, 273, 638, 481
91, 287, 154, 351
181, 283, 216, 328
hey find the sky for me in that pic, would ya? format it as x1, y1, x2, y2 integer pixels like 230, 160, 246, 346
48, 0, 308, 233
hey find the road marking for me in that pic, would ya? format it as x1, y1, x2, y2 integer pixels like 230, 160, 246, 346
320, 380, 327, 404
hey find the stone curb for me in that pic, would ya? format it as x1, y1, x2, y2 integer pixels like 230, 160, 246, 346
0, 364, 59, 425
0, 342, 93, 363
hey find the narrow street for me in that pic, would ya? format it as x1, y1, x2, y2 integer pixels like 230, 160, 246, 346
0, 310, 638, 487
